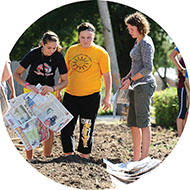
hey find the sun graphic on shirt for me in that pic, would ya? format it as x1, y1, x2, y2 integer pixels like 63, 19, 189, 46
70, 54, 92, 72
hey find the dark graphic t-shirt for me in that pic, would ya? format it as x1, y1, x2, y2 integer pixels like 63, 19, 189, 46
20, 47, 67, 86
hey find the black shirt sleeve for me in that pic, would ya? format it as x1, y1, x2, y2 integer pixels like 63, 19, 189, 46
20, 49, 34, 69
57, 53, 68, 75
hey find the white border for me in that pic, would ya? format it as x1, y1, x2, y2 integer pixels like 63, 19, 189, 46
0, 0, 189, 189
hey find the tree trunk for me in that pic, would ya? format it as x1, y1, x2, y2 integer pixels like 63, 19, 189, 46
97, 0, 120, 93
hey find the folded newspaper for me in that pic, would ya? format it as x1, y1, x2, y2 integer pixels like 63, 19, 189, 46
112, 87, 131, 117
5, 84, 73, 151
112, 88, 130, 105
103, 157, 161, 185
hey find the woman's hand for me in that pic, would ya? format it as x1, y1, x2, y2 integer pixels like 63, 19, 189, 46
26, 84, 39, 94
40, 85, 54, 96
121, 77, 128, 84
120, 79, 130, 90
56, 90, 62, 102
102, 97, 111, 111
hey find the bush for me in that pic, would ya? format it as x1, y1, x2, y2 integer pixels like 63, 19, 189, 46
153, 87, 178, 129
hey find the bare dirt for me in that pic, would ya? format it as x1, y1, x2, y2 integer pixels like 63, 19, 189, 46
6, 118, 178, 190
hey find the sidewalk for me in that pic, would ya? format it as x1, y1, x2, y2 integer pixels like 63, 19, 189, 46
96, 115, 123, 123
96, 114, 155, 124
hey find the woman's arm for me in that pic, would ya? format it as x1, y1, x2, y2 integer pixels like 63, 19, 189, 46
14, 65, 39, 94
40, 73, 68, 96
1, 62, 11, 82
102, 72, 112, 111
169, 49, 186, 75
7, 76, 16, 99
53, 73, 68, 91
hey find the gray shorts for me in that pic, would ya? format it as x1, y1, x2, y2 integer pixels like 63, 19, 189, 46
127, 83, 156, 128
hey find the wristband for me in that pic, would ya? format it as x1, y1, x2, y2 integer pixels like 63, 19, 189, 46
128, 77, 134, 84
24, 82, 30, 88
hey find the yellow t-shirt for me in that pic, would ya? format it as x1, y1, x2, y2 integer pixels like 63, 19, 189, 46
65, 43, 110, 96
23, 88, 57, 96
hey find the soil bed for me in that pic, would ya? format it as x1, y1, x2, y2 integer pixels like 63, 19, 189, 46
7, 118, 178, 190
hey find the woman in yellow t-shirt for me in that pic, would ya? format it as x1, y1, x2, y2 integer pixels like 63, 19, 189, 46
61, 22, 112, 159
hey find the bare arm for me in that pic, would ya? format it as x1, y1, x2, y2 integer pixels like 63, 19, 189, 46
14, 65, 39, 94
53, 73, 68, 91
7, 76, 16, 99
121, 69, 132, 84
39, 73, 68, 96
2, 62, 16, 98
169, 49, 186, 75
52, 73, 68, 100
1, 62, 11, 82
102, 72, 112, 111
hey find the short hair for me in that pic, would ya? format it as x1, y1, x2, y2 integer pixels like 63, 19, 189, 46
124, 12, 150, 35
77, 22, 96, 35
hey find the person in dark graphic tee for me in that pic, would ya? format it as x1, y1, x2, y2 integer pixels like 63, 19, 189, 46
14, 31, 68, 161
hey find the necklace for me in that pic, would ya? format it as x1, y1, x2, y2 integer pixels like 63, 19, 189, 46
41, 47, 53, 84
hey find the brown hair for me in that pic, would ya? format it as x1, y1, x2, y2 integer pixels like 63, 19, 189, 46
77, 22, 96, 35
40, 31, 63, 52
124, 12, 150, 35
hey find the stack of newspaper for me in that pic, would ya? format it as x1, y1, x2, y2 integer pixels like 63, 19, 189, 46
112, 88, 131, 117
103, 157, 161, 186
5, 84, 73, 151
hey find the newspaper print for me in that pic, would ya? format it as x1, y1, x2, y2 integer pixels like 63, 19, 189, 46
5, 83, 73, 150
103, 157, 161, 185
5, 94, 36, 129
24, 84, 73, 132
14, 118, 49, 151
5, 94, 49, 150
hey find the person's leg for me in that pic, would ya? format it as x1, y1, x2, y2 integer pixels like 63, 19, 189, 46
43, 130, 54, 157
26, 149, 33, 160
23, 89, 33, 160
134, 83, 155, 160
131, 127, 142, 161
61, 93, 79, 155
177, 87, 187, 137
177, 118, 184, 137
77, 92, 100, 158
184, 111, 188, 126
79, 117, 95, 159
127, 90, 140, 161
141, 126, 151, 160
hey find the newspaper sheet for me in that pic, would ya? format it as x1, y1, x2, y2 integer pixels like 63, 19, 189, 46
24, 84, 73, 132
112, 87, 131, 117
103, 157, 161, 184
5, 94, 49, 150
5, 84, 73, 150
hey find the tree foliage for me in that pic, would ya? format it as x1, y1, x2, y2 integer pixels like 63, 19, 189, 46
153, 87, 178, 129
10, 0, 174, 87
10, 1, 102, 60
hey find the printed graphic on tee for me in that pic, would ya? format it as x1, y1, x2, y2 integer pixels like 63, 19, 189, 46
70, 54, 92, 73
34, 63, 53, 76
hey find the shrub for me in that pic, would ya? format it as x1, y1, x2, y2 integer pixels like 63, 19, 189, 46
153, 87, 178, 129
